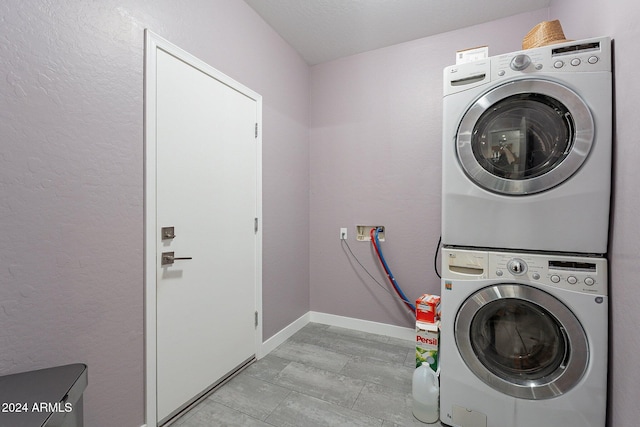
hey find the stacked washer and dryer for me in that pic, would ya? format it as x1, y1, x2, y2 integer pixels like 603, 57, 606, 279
439, 37, 612, 427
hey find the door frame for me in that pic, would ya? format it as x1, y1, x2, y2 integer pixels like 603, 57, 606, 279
143, 30, 263, 427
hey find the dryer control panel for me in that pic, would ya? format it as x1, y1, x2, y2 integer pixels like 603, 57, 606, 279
493, 36, 611, 79
443, 36, 611, 97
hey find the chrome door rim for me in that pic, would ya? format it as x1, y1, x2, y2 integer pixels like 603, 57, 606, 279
456, 79, 594, 195
455, 284, 589, 399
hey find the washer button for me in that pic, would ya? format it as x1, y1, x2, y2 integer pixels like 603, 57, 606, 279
496, 270, 503, 276
550, 275, 561, 283
532, 273, 540, 280
554, 60, 564, 69
535, 63, 543, 70
571, 58, 581, 66
567, 276, 578, 285
498, 70, 506, 76
585, 277, 595, 286
588, 56, 599, 64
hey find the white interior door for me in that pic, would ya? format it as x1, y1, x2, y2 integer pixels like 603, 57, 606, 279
148, 38, 261, 424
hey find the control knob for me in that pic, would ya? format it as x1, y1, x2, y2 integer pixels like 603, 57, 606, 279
510, 54, 531, 71
507, 258, 528, 275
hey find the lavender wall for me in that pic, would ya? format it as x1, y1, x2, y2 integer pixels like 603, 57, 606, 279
4, 0, 637, 425
0, 1, 309, 426
549, 1, 640, 425
309, 9, 550, 327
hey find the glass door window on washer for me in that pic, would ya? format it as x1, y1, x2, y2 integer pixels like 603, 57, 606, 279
456, 79, 594, 195
455, 284, 588, 399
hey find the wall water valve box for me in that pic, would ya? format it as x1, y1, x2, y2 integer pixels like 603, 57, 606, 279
416, 294, 441, 323
416, 320, 440, 373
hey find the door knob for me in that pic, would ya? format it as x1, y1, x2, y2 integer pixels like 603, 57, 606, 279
161, 251, 193, 266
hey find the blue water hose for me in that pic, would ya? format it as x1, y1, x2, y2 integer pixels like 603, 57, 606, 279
374, 227, 416, 312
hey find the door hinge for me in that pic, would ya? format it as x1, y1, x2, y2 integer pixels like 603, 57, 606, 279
254, 217, 259, 233
255, 123, 258, 138
255, 311, 259, 328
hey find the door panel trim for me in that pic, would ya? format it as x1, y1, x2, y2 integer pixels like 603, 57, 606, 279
143, 30, 263, 427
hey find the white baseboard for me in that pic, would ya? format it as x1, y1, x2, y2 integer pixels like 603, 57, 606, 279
259, 311, 310, 357
309, 311, 416, 341
259, 311, 414, 358
309, 311, 414, 342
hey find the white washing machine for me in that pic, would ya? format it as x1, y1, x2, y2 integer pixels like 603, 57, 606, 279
439, 247, 608, 427
441, 37, 612, 254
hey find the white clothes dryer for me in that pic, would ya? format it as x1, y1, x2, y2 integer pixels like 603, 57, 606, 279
441, 37, 612, 254
439, 247, 608, 427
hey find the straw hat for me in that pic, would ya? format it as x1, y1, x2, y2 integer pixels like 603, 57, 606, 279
522, 20, 571, 50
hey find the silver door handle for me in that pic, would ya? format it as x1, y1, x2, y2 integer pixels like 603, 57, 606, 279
161, 251, 193, 266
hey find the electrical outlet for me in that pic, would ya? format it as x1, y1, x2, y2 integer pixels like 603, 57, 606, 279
340, 228, 348, 240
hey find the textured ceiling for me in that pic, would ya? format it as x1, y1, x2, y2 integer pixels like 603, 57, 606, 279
244, 0, 552, 65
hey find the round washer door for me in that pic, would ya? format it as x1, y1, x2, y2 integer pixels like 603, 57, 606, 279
456, 79, 594, 195
455, 284, 588, 399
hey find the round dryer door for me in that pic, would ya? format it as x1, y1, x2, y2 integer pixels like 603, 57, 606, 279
456, 79, 594, 195
455, 284, 588, 400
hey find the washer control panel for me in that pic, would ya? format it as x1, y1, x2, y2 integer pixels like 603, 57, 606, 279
489, 252, 607, 295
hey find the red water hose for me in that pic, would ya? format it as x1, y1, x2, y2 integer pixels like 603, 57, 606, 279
370, 228, 414, 312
